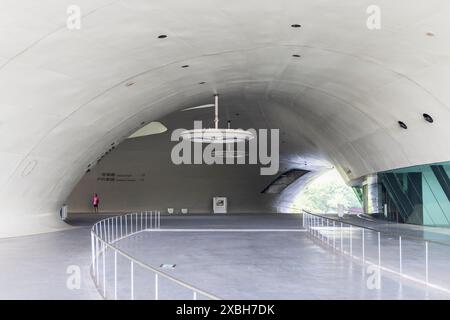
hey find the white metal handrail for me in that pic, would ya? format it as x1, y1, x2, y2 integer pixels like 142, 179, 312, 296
90, 211, 220, 300
303, 211, 450, 295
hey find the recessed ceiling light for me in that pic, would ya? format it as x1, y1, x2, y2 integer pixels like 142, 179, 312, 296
398, 121, 408, 129
423, 113, 434, 123
158, 34, 167, 39
181, 65, 189, 68
291, 24, 301, 28
126, 81, 135, 87
292, 54, 301, 58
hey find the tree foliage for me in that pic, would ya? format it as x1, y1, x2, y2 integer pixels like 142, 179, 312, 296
294, 170, 361, 213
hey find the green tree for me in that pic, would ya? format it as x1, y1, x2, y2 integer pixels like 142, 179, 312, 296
294, 170, 361, 213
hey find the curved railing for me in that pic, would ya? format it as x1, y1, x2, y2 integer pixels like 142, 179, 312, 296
303, 211, 450, 295
90, 212, 220, 300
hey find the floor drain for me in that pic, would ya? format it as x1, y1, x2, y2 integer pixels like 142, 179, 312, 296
160, 264, 176, 269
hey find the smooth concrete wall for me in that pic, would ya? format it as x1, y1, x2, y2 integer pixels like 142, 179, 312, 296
67, 131, 278, 214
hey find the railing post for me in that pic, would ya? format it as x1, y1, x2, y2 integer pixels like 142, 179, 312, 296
145, 211, 148, 229
155, 274, 159, 300
110, 217, 115, 243
91, 233, 95, 276
315, 216, 318, 238
193, 291, 197, 300
362, 228, 365, 263
321, 218, 324, 241
103, 242, 106, 298
150, 211, 153, 229
120, 215, 123, 239
399, 236, 402, 275
310, 214, 312, 233
95, 224, 99, 284
425, 241, 429, 284
350, 225, 353, 256
96, 235, 99, 285
158, 211, 161, 229
141, 212, 143, 231
333, 221, 336, 248
111, 218, 113, 242
326, 219, 329, 245
114, 251, 118, 300
378, 232, 381, 268
130, 261, 134, 300
340, 222, 343, 252
309, 214, 311, 233
313, 216, 316, 237
302, 212, 305, 228
135, 213, 138, 232
316, 216, 319, 238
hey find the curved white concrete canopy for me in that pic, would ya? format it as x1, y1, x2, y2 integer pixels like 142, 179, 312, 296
1, 0, 450, 236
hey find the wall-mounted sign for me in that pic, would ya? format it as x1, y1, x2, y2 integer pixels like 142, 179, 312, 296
97, 172, 145, 182
213, 197, 227, 214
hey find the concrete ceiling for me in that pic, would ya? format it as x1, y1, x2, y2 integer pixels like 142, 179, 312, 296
1, 0, 450, 236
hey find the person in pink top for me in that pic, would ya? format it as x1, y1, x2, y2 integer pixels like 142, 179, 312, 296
92, 193, 100, 213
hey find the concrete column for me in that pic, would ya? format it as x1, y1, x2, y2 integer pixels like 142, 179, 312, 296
362, 174, 382, 215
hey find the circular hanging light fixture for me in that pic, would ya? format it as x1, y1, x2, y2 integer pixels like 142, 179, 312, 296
210, 121, 249, 158
180, 95, 255, 144
211, 149, 247, 158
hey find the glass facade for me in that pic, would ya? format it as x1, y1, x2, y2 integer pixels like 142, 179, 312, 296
378, 161, 450, 227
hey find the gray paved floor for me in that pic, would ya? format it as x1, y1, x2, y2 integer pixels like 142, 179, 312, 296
1, 213, 449, 299
108, 214, 450, 299
0, 226, 100, 299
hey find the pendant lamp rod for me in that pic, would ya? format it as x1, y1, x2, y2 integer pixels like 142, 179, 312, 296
214, 94, 219, 129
